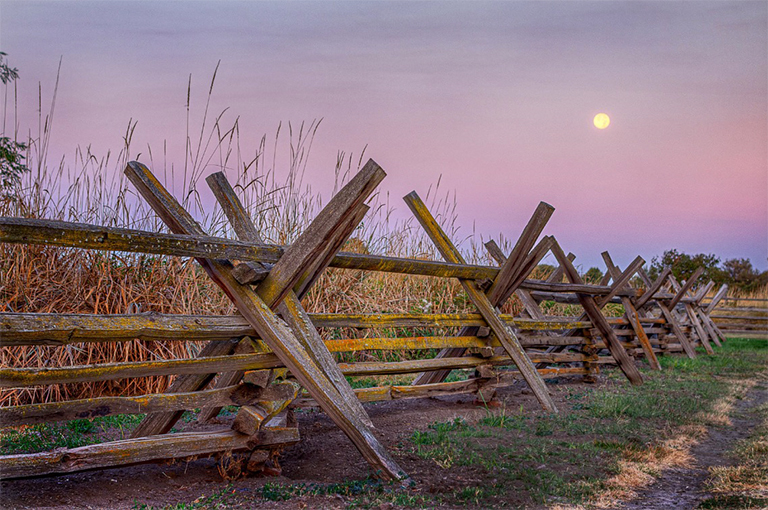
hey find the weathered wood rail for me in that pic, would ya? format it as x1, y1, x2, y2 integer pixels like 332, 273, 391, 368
0, 159, 726, 482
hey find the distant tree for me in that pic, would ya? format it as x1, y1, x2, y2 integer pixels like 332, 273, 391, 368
721, 258, 768, 293
0, 52, 28, 192
648, 249, 767, 293
648, 249, 722, 283
584, 267, 604, 284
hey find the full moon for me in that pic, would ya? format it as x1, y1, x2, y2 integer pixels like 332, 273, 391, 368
593, 113, 611, 129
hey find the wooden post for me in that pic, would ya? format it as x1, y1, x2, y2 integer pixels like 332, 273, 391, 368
206, 171, 375, 429
124, 161, 407, 482
549, 239, 643, 385
601, 252, 661, 370
412, 202, 555, 386
636, 268, 697, 359
668, 275, 714, 355
404, 191, 558, 413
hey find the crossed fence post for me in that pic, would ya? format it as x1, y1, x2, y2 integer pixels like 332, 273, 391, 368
404, 192, 558, 413
548, 239, 644, 385
636, 267, 698, 359
124, 160, 408, 482
601, 252, 662, 370
667, 274, 715, 354
411, 201, 556, 388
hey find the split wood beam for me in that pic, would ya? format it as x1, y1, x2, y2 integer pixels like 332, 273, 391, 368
405, 191, 557, 412
691, 281, 722, 347
601, 252, 661, 370
667, 267, 704, 310
635, 267, 673, 310
667, 275, 714, 354
704, 284, 730, 343
549, 239, 643, 385
124, 161, 407, 482
0, 427, 299, 480
486, 202, 554, 305
412, 201, 555, 387
636, 267, 697, 359
205, 170, 374, 428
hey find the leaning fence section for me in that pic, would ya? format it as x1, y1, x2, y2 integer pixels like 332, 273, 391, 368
0, 159, 733, 482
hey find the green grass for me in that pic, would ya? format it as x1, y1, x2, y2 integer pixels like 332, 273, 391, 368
1, 414, 145, 454
33, 338, 768, 509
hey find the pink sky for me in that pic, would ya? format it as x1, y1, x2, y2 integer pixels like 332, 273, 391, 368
1, 1, 766, 271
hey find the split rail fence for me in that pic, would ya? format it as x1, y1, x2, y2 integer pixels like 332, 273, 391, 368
0, 159, 740, 482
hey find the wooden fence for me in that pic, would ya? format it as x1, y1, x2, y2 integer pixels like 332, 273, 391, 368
0, 159, 738, 482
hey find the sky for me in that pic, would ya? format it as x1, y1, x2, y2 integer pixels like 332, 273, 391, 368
1, 1, 766, 272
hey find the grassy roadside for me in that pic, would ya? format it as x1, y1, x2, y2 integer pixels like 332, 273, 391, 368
120, 337, 767, 509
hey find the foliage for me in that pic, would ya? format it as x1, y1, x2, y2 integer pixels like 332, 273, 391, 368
648, 249, 767, 293
0, 52, 28, 192
0, 136, 28, 189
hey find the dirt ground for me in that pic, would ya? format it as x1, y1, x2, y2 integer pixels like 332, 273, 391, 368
0, 380, 543, 509
1, 372, 764, 510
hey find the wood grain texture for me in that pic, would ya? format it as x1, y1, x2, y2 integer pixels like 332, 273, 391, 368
601, 252, 661, 370
0, 426, 299, 480
125, 161, 407, 482
404, 191, 557, 413
550, 239, 643, 385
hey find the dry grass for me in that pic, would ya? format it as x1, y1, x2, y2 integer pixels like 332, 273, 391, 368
0, 67, 526, 406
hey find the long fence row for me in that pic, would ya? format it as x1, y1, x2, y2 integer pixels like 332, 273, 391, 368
0, 159, 763, 482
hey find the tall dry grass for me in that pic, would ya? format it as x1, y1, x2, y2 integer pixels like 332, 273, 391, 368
0, 66, 524, 405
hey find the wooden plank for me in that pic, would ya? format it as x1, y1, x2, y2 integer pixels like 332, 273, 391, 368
294, 204, 369, 300
0, 351, 283, 388
486, 202, 554, 305
668, 275, 714, 355
0, 383, 298, 428
549, 239, 643, 385
124, 161, 407, 482
206, 170, 375, 428
254, 159, 385, 308
697, 309, 723, 348
596, 256, 645, 308
705, 283, 730, 319
0, 427, 299, 480
667, 267, 704, 309
1, 217, 645, 292
295, 367, 592, 407
601, 252, 661, 370
404, 191, 557, 412
635, 267, 673, 309
637, 267, 698, 359
0, 312, 597, 346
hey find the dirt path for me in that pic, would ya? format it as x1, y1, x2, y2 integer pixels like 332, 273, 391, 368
617, 382, 768, 510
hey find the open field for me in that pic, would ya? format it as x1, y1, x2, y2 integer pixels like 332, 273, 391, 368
2, 338, 766, 509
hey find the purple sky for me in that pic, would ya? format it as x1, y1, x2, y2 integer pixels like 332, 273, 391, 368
1, 1, 766, 271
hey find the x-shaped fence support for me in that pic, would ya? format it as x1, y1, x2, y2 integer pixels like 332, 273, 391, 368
636, 267, 698, 359
548, 239, 644, 385
601, 252, 662, 370
404, 192, 558, 413
411, 201, 556, 390
667, 274, 714, 354
124, 161, 407, 482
